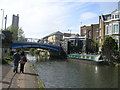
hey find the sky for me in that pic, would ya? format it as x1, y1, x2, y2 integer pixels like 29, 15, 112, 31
0, 0, 119, 39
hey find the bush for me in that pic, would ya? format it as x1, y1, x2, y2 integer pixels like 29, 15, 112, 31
29, 48, 35, 56
2, 58, 12, 64
34, 49, 40, 56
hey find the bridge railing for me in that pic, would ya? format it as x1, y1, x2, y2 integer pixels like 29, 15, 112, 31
14, 37, 41, 43
14, 37, 61, 47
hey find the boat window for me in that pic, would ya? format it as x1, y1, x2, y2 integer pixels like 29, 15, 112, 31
99, 55, 103, 60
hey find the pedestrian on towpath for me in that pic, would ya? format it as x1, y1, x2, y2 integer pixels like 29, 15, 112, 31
19, 51, 27, 73
13, 50, 20, 73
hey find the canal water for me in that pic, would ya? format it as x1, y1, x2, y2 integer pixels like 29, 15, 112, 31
27, 54, 118, 88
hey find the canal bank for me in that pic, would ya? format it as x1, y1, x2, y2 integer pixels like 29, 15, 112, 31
30, 61, 45, 88
2, 61, 45, 89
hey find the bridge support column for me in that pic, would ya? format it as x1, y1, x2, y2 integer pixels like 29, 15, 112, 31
49, 51, 60, 58
49, 48, 67, 59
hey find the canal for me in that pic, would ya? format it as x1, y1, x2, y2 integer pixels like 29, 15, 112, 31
27, 54, 118, 88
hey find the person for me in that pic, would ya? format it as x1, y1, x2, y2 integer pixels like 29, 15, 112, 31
19, 51, 27, 73
13, 49, 20, 73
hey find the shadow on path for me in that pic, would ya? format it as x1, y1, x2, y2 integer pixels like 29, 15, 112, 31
3, 73, 16, 90
23, 73, 39, 76
0, 81, 10, 85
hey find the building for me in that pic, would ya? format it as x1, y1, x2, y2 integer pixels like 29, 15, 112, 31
12, 14, 19, 27
80, 24, 99, 41
41, 31, 91, 54
42, 31, 63, 46
61, 36, 87, 54
99, 9, 120, 51
80, 25, 92, 39
63, 33, 80, 40
91, 24, 99, 41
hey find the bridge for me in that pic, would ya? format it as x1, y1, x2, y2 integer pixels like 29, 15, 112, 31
12, 38, 67, 59
12, 41, 60, 51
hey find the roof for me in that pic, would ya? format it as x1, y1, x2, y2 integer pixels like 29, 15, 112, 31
50, 31, 63, 36
111, 9, 120, 14
101, 14, 111, 21
100, 9, 120, 21
42, 31, 63, 39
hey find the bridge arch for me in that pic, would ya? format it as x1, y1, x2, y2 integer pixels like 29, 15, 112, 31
12, 41, 67, 59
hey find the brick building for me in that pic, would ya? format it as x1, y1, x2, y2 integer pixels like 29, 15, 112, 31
80, 24, 99, 41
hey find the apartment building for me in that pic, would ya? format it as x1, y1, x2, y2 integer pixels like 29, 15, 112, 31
99, 9, 120, 51
42, 31, 63, 46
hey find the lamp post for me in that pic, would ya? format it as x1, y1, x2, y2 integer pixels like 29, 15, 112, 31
68, 29, 71, 36
80, 22, 82, 36
4, 15, 7, 30
1, 9, 4, 30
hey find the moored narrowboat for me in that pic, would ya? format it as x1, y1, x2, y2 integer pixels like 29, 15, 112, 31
68, 54, 105, 63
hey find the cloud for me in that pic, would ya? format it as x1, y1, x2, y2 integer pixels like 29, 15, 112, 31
0, 1, 71, 38
80, 12, 98, 20
0, 0, 118, 38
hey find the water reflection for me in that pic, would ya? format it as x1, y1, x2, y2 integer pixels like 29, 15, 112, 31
95, 66, 98, 74
27, 54, 50, 63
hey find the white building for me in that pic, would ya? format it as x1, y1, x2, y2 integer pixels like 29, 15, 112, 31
99, 9, 120, 50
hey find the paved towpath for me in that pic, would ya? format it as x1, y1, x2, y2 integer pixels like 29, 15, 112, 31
2, 61, 39, 89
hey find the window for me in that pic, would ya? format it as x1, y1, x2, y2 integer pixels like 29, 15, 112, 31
115, 15, 119, 18
105, 25, 109, 35
96, 28, 99, 32
113, 24, 119, 34
109, 25, 112, 34
107, 16, 111, 20
112, 15, 114, 19
84, 30, 86, 34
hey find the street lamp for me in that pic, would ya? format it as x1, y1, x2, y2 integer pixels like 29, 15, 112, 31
1, 9, 4, 30
4, 15, 7, 30
68, 29, 71, 35
80, 22, 82, 36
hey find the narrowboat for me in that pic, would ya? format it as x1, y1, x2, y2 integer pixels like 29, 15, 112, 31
68, 54, 105, 63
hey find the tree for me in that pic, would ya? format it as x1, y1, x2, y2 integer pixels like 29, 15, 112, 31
18, 27, 25, 41
6, 25, 25, 41
34, 49, 40, 56
29, 48, 35, 56
101, 37, 118, 63
86, 39, 98, 54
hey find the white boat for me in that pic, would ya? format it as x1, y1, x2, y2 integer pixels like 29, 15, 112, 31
68, 54, 105, 63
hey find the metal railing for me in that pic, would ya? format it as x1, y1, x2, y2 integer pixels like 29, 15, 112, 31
15, 37, 41, 43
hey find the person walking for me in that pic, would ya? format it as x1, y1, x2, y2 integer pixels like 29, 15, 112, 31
19, 51, 27, 73
13, 50, 20, 73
